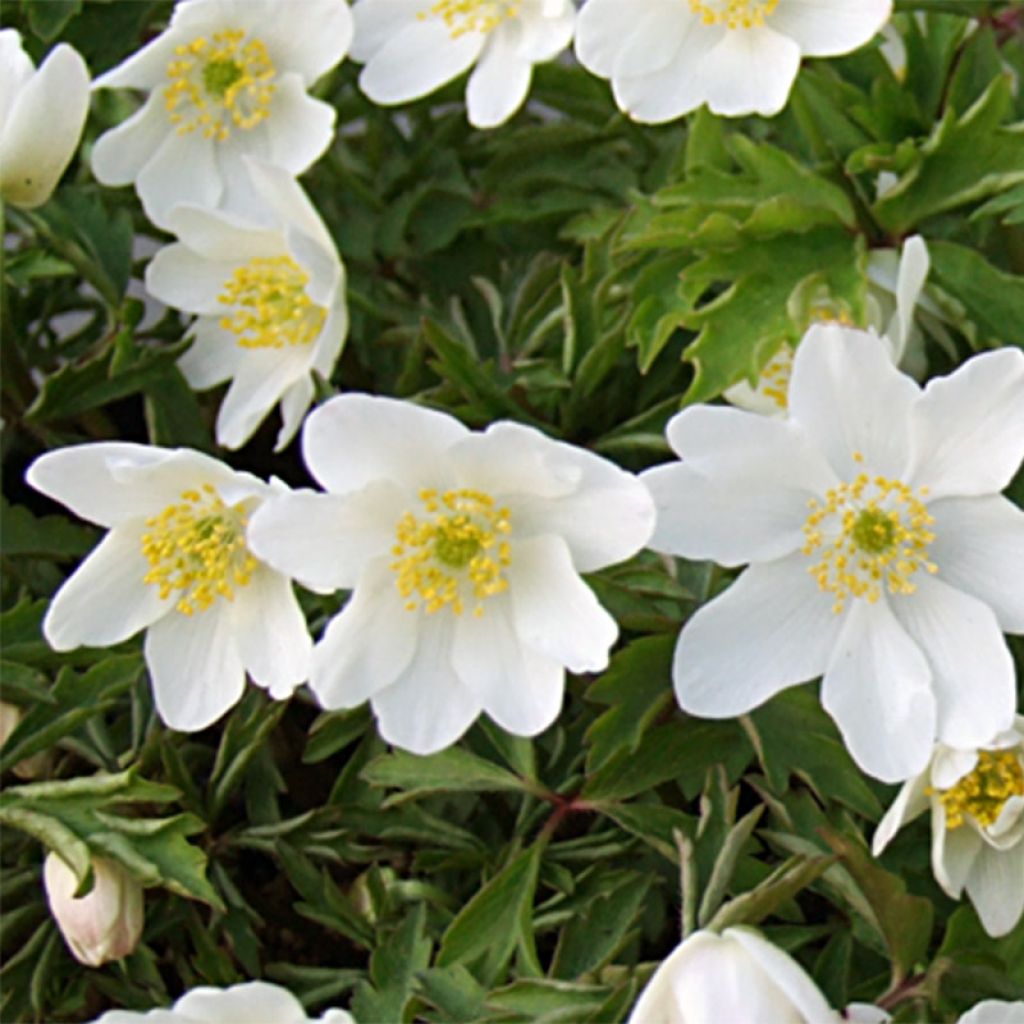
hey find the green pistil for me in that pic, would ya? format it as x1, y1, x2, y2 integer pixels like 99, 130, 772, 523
203, 59, 243, 98
851, 508, 897, 554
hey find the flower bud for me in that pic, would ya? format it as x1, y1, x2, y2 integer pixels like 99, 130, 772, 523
43, 853, 144, 967
0, 700, 51, 780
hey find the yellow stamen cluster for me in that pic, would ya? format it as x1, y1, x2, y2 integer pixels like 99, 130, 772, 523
936, 750, 1024, 831
165, 30, 276, 141
688, 0, 779, 29
802, 453, 937, 615
391, 488, 512, 616
419, 0, 519, 38
757, 345, 794, 411
218, 256, 326, 350
141, 485, 257, 615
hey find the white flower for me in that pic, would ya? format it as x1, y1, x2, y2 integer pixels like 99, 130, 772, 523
0, 29, 90, 209
725, 235, 931, 416
248, 394, 655, 754
27, 444, 312, 731
44, 853, 144, 968
957, 1001, 1024, 1024
145, 159, 347, 451
627, 926, 840, 1023
350, 0, 575, 129
641, 325, 1024, 783
575, 0, 891, 122
91, 981, 354, 1024
91, 0, 352, 229
873, 716, 1024, 938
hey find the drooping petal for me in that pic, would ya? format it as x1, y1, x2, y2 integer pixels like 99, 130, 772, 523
891, 575, 1016, 751
931, 800, 983, 897
788, 324, 921, 481
276, 375, 315, 452
452, 597, 564, 736
890, 235, 929, 364
466, 33, 532, 128
821, 597, 934, 783
673, 554, 841, 720
144, 604, 246, 731
310, 559, 419, 709
263, 74, 337, 176
508, 534, 618, 674
928, 495, 1024, 633
907, 347, 1024, 499
43, 527, 168, 651
177, 319, 245, 391
215, 352, 306, 450
769, 0, 892, 57
229, 568, 311, 700
872, 772, 931, 856
302, 394, 468, 495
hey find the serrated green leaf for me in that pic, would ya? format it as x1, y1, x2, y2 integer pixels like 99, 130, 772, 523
0, 498, 97, 559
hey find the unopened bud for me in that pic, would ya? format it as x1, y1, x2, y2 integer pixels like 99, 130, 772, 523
0, 701, 51, 780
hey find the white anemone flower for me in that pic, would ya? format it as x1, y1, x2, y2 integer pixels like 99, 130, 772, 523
627, 926, 841, 1023
350, 0, 575, 129
27, 444, 312, 731
91, 0, 352, 229
725, 235, 930, 416
641, 325, 1024, 783
873, 716, 1024, 938
145, 159, 347, 451
575, 0, 891, 122
248, 394, 655, 754
0, 29, 90, 209
91, 981, 354, 1024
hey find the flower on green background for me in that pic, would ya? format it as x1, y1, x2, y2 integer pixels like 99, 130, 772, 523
248, 394, 655, 754
350, 0, 575, 129
0, 29, 89, 209
145, 158, 347, 451
724, 235, 931, 415
641, 325, 1024, 783
27, 444, 311, 731
90, 981, 354, 1024
90, 0, 352, 229
575, 0, 891, 122
873, 716, 1024, 938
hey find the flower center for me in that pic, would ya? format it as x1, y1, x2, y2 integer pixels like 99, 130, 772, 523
391, 488, 511, 616
688, 0, 779, 29
801, 453, 937, 615
217, 256, 326, 350
937, 750, 1024, 830
141, 485, 257, 615
165, 30, 276, 141
419, 0, 520, 38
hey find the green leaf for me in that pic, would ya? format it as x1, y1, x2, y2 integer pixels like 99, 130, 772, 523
23, 0, 82, 41
0, 498, 97, 559
416, 965, 487, 1023
484, 979, 610, 1022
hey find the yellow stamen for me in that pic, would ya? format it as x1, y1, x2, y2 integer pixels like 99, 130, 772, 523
141, 485, 257, 615
391, 488, 511, 616
419, 0, 520, 38
688, 0, 779, 29
165, 29, 276, 141
935, 750, 1024, 830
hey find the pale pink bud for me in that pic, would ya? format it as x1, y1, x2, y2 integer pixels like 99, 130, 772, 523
43, 853, 144, 967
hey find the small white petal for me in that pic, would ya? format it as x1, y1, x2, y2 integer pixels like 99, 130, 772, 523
965, 842, 1024, 937
769, 0, 892, 57
145, 245, 233, 316
872, 772, 931, 856
216, 352, 307, 450
931, 799, 983, 897
931, 746, 978, 791
466, 35, 532, 128
177, 319, 246, 391
276, 375, 315, 452
249, 0, 353, 84
136, 131, 222, 231
891, 235, 929, 363
350, 0, 426, 62
91, 92, 169, 188
92, 30, 180, 90
262, 74, 337, 176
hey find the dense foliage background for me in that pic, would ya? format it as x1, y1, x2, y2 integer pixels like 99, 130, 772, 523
2, 1, 1023, 1021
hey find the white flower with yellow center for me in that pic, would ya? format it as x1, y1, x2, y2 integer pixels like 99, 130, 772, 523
350, 0, 575, 128
725, 235, 931, 416
641, 325, 1024, 783
873, 717, 1024, 938
575, 0, 891, 122
145, 159, 347, 451
91, 0, 352, 229
248, 394, 655, 754
0, 29, 90, 209
26, 444, 312, 731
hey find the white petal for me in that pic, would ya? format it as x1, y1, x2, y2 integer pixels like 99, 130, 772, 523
310, 559, 419, 709
229, 569, 311, 700
698, 24, 802, 118
248, 484, 406, 592
302, 394, 468, 495
513, 0, 574, 61
0, 30, 35, 128
931, 746, 978, 790
574, 0, 671, 78
931, 800, 982, 897
965, 842, 1024, 937
275, 375, 315, 452
91, 92, 169, 187
673, 554, 842, 719
144, 245, 232, 316
929, 495, 1024, 633
891, 575, 1016, 751
136, 130, 223, 231
144, 603, 246, 731
821, 597, 934, 783
0, 44, 89, 208
253, 0, 352, 84
788, 324, 920, 481
770, 0, 892, 57
907, 347, 1024, 499
350, 0, 426, 63
242, 157, 337, 255
92, 30, 180, 89
216, 353, 306, 450
890, 235, 929, 363
452, 598, 564, 736
176, 981, 308, 1023
872, 772, 931, 856
466, 37, 532, 128
43, 527, 167, 651
958, 1001, 1024, 1024
605, 3, 688, 78
177, 319, 245, 390
507, 534, 617, 673
162, 204, 284, 262
263, 74, 336, 175
371, 614, 482, 754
